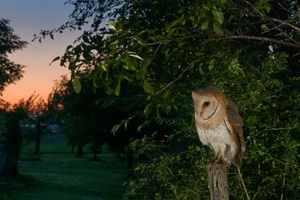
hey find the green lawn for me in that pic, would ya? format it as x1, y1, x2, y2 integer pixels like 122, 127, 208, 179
4, 134, 127, 200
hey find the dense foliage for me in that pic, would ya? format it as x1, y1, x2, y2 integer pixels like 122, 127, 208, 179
44, 0, 300, 199
51, 76, 109, 157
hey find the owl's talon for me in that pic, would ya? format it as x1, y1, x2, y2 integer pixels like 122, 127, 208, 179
221, 159, 230, 166
210, 158, 230, 166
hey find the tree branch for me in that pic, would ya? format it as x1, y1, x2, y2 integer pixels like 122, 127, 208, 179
262, 127, 296, 132
265, 16, 300, 33
154, 65, 190, 96
221, 35, 300, 49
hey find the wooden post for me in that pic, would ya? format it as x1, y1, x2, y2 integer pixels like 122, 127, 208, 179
207, 163, 229, 200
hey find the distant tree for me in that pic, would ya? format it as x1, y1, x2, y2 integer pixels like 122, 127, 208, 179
20, 93, 60, 156
2, 108, 25, 177
0, 18, 27, 184
0, 101, 27, 182
51, 75, 173, 178
51, 76, 109, 157
0, 19, 27, 93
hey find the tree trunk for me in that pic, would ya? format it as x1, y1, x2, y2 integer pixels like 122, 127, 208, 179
0, 151, 8, 192
71, 144, 75, 153
0, 149, 18, 180
0, 151, 8, 177
0, 115, 22, 179
93, 150, 98, 160
34, 129, 42, 155
76, 145, 83, 157
0, 112, 23, 183
207, 163, 229, 200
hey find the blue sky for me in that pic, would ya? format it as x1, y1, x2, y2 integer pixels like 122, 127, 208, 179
0, 0, 85, 103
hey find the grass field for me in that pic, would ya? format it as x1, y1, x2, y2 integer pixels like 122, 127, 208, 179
3, 134, 127, 200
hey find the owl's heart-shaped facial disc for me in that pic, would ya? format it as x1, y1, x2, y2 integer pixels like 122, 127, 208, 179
199, 95, 218, 119
192, 92, 218, 120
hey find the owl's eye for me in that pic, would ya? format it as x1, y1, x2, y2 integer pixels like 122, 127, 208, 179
203, 101, 210, 106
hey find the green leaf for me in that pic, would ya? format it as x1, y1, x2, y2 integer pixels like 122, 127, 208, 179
129, 53, 143, 60
144, 103, 153, 118
164, 106, 171, 114
50, 56, 60, 66
212, 9, 224, 24
213, 22, 224, 36
143, 80, 154, 94
189, 16, 195, 24
261, 24, 269, 31
72, 78, 81, 93
107, 21, 117, 31
82, 35, 89, 43
132, 36, 147, 46
181, 19, 186, 26
124, 56, 137, 70
199, 63, 204, 75
201, 19, 209, 30
229, 57, 245, 76
208, 59, 215, 71
103, 84, 114, 95
165, 48, 170, 59
115, 78, 121, 96
99, 61, 108, 72
166, 15, 184, 32
66, 45, 73, 51
202, 5, 210, 11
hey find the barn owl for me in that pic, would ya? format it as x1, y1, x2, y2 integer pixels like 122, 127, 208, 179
192, 86, 246, 168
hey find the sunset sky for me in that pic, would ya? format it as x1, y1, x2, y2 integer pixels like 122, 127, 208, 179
0, 0, 85, 104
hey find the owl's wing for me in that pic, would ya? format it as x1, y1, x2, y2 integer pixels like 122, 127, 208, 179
225, 101, 246, 159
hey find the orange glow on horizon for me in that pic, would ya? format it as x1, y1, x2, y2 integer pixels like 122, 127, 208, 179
1, 36, 72, 104
1, 0, 84, 105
